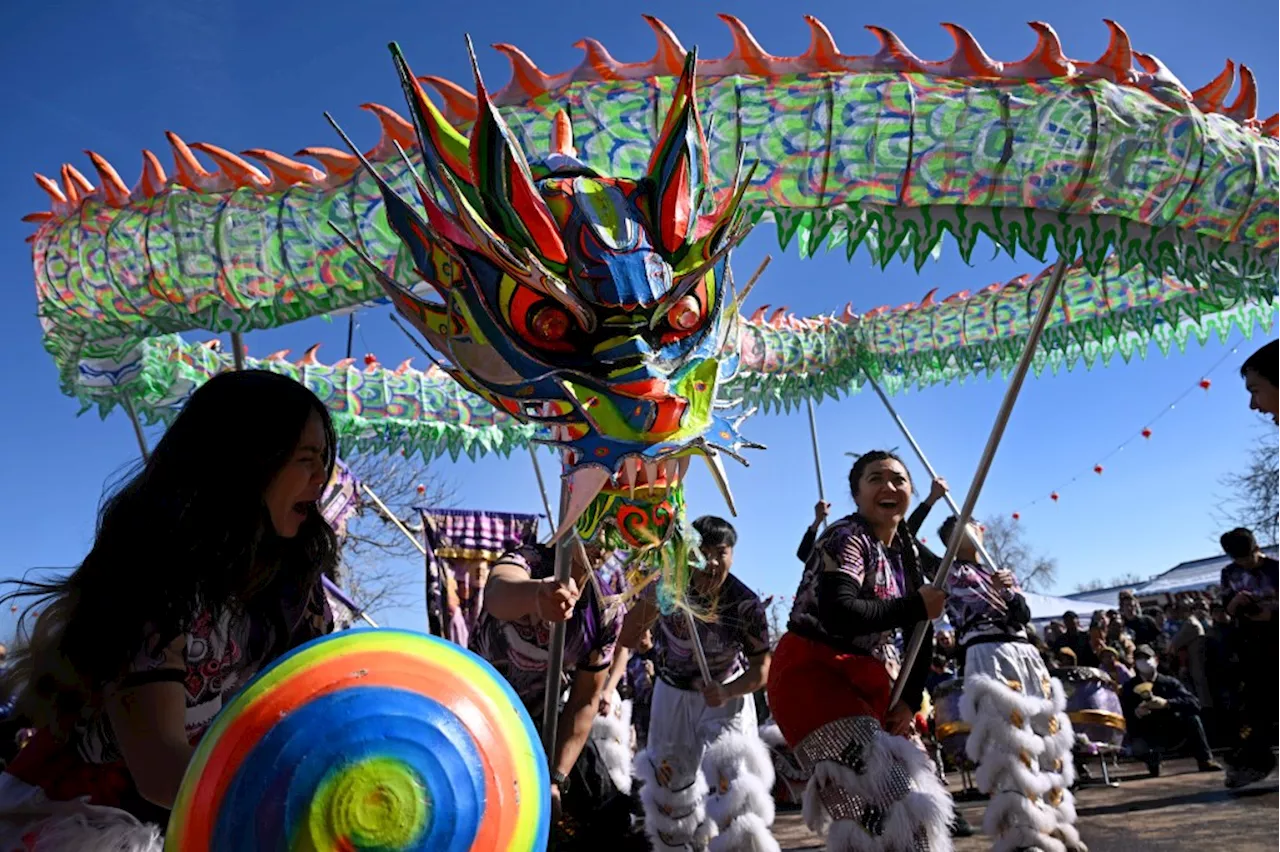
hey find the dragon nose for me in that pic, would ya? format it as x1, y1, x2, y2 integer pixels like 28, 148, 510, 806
593, 335, 652, 361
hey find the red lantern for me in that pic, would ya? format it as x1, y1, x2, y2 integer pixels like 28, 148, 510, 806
1199, 378, 1211, 390
1050, 492, 1060, 502
1141, 427, 1152, 439
8, 605, 15, 614
364, 353, 377, 366
1094, 465, 1103, 475
920, 537, 928, 543
1012, 512, 1021, 521
416, 484, 426, 495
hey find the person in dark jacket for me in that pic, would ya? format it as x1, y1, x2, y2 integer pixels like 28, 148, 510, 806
1119, 591, 1162, 647
1119, 645, 1221, 778
1053, 611, 1098, 668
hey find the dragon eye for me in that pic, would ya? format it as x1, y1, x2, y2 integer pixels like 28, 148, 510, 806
530, 304, 571, 342
666, 296, 702, 332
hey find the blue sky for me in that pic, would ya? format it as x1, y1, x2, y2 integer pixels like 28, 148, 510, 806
0, 0, 1275, 635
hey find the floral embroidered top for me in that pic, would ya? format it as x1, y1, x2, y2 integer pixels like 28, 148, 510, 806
468, 544, 622, 723
943, 559, 1029, 647
787, 513, 923, 678
2, 578, 333, 818
645, 574, 770, 691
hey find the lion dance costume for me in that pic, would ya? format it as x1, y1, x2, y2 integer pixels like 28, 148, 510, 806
632, 572, 778, 851
945, 559, 1085, 852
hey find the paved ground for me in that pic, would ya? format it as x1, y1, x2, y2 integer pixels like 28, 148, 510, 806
773, 757, 1278, 851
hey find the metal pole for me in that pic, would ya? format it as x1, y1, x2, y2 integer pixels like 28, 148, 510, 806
683, 608, 715, 687
889, 254, 1073, 708
359, 483, 427, 556
862, 372, 1002, 572
346, 314, 356, 360
541, 478, 574, 756
529, 446, 607, 604
805, 398, 828, 530
423, 532, 436, 637
122, 397, 150, 462
528, 446, 556, 537
231, 331, 246, 370
733, 254, 773, 312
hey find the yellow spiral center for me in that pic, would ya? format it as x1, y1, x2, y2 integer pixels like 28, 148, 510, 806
304, 756, 429, 850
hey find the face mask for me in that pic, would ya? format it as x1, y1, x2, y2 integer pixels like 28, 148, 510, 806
1135, 660, 1156, 678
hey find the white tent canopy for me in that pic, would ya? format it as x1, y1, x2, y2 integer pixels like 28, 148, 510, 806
935, 591, 1111, 633
1025, 591, 1111, 624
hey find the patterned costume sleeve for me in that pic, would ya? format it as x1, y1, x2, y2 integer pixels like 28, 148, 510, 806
734, 588, 771, 655
597, 577, 624, 655
826, 525, 870, 587
943, 565, 968, 629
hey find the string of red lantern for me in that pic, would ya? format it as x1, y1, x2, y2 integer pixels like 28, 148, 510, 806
1007, 345, 1242, 519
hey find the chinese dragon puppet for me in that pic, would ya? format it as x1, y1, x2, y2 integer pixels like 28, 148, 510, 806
23, 15, 1278, 852
328, 43, 761, 570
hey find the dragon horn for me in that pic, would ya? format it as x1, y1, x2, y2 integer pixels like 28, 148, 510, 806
465, 34, 569, 269
388, 42, 474, 215
647, 49, 711, 262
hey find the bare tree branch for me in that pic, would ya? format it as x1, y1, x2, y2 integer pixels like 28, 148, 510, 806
765, 597, 789, 650
335, 451, 458, 616
979, 516, 1058, 593
1073, 572, 1145, 594
1217, 432, 1279, 547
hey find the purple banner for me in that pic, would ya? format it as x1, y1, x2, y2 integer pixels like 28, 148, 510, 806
319, 458, 359, 537
418, 508, 541, 645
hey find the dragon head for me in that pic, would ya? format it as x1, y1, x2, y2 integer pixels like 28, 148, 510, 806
331, 42, 760, 549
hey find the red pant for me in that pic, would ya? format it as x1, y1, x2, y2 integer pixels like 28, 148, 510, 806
767, 631, 892, 747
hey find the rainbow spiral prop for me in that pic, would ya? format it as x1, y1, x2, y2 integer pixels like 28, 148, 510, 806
166, 629, 550, 851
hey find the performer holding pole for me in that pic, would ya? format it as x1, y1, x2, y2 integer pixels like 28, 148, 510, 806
891, 252, 1074, 709
805, 399, 828, 532
767, 450, 952, 851
467, 515, 622, 831
620, 516, 779, 851
938, 515, 1086, 851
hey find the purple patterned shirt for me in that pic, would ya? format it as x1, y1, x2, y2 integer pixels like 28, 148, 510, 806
1220, 557, 1279, 601
468, 544, 622, 721
944, 559, 1024, 646
647, 574, 770, 691
787, 514, 912, 675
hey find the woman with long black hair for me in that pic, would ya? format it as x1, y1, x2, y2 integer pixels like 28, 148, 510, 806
767, 451, 953, 852
0, 370, 339, 850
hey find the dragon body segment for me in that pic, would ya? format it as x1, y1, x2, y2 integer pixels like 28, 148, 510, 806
27, 17, 1278, 396
75, 255, 1273, 463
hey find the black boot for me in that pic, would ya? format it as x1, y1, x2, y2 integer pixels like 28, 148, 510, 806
949, 809, 975, 838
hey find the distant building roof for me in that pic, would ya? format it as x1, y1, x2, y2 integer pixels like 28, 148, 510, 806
1139, 545, 1279, 597
1065, 545, 1280, 605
